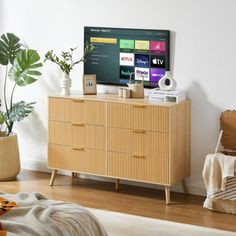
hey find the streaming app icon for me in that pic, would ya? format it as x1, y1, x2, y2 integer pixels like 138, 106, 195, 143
150, 68, 165, 83
120, 39, 135, 49
150, 41, 166, 53
135, 67, 149, 81
120, 66, 134, 79
120, 53, 134, 66
135, 54, 149, 68
151, 55, 165, 68
135, 40, 149, 52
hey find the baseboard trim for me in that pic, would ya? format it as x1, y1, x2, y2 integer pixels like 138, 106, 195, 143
21, 160, 206, 196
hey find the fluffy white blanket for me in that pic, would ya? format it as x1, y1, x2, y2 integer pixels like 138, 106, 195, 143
0, 192, 107, 236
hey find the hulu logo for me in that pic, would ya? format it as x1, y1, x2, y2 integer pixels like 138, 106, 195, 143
121, 70, 131, 76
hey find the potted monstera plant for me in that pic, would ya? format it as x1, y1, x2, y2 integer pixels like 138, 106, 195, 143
0, 33, 42, 180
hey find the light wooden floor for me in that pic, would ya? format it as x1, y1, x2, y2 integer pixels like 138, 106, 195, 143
0, 170, 236, 232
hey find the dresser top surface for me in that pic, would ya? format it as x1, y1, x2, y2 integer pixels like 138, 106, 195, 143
49, 93, 190, 107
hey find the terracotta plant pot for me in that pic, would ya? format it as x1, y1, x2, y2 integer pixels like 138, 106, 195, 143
0, 133, 20, 181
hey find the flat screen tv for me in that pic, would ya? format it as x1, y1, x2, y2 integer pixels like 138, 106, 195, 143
84, 26, 170, 88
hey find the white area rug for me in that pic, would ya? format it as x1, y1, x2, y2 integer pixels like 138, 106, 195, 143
88, 208, 235, 236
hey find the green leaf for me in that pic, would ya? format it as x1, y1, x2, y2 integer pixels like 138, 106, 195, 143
0, 33, 22, 65
8, 101, 36, 122
0, 112, 5, 124
8, 49, 42, 86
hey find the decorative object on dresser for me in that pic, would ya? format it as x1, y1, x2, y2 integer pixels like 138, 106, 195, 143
148, 89, 186, 103
158, 71, 177, 91
44, 42, 95, 96
83, 74, 97, 95
48, 94, 191, 204
127, 72, 144, 98
0, 33, 42, 181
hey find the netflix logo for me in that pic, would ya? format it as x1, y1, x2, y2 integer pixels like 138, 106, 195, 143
120, 53, 134, 66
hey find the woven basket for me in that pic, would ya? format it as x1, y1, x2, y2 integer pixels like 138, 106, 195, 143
210, 176, 236, 214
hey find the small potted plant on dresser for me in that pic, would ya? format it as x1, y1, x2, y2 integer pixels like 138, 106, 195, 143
44, 42, 95, 95
0, 33, 42, 181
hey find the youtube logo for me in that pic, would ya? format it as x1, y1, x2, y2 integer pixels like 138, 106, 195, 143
151, 55, 165, 68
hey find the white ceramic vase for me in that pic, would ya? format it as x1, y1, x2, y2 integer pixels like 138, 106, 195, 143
158, 71, 177, 91
60, 72, 72, 96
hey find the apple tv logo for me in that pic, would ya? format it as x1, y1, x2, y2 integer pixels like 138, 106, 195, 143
151, 55, 165, 68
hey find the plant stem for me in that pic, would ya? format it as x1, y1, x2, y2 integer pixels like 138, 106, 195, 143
71, 56, 84, 68
10, 83, 17, 110
3, 65, 9, 115
3, 65, 11, 133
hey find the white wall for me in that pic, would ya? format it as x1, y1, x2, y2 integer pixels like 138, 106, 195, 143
1, 0, 236, 194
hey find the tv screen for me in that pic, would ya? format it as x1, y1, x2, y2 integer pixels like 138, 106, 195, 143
84, 26, 170, 88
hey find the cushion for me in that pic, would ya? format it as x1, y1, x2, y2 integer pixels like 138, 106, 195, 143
220, 110, 236, 150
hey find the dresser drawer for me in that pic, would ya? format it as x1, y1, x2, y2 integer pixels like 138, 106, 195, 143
107, 128, 130, 153
107, 103, 130, 129
49, 98, 72, 122
107, 152, 168, 184
49, 97, 105, 125
49, 121, 105, 150
70, 99, 105, 125
72, 148, 106, 175
107, 102, 169, 132
48, 144, 105, 174
107, 127, 169, 157
48, 144, 79, 171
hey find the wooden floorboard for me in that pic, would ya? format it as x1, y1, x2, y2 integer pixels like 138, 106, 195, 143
0, 170, 236, 232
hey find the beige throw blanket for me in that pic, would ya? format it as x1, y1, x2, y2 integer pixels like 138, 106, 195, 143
0, 192, 107, 236
202, 153, 236, 209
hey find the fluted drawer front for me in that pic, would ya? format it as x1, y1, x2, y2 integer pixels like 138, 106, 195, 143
71, 123, 105, 150
49, 121, 74, 146
107, 127, 169, 158
49, 121, 105, 150
48, 144, 105, 174
48, 144, 81, 171
107, 103, 130, 129
49, 98, 72, 122
107, 102, 169, 132
147, 106, 169, 132
49, 98, 105, 125
108, 152, 168, 184
72, 148, 105, 175
70, 99, 105, 125
107, 128, 131, 153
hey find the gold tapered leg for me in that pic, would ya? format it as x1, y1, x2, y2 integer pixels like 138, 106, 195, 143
165, 186, 170, 205
115, 179, 120, 191
49, 169, 57, 186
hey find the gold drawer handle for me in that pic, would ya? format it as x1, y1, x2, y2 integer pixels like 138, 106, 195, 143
133, 105, 146, 109
72, 99, 85, 103
72, 147, 84, 151
72, 123, 85, 127
133, 154, 145, 159
133, 129, 146, 134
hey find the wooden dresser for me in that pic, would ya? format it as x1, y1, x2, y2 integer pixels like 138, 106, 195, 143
48, 94, 191, 204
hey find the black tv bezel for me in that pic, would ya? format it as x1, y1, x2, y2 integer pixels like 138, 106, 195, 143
84, 26, 170, 88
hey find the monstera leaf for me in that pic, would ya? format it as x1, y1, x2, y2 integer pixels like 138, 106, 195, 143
0, 33, 21, 65
8, 49, 42, 86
